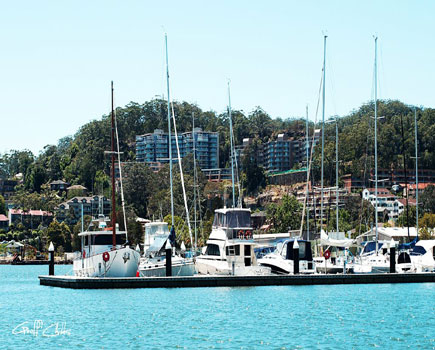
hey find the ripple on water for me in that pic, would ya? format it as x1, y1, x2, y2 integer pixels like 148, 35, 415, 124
0, 266, 434, 349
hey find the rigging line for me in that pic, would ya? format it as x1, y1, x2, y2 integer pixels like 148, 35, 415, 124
299, 68, 323, 235
170, 98, 194, 248
113, 98, 129, 241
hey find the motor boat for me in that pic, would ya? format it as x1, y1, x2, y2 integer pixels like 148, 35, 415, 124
138, 221, 195, 277
258, 239, 315, 274
195, 208, 270, 276
410, 240, 435, 272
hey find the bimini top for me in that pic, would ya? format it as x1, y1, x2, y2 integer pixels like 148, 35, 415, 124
213, 208, 252, 229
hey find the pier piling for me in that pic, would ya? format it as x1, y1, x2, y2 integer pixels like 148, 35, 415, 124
293, 239, 299, 275
48, 242, 55, 276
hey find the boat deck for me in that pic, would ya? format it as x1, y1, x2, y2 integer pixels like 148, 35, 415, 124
39, 273, 435, 289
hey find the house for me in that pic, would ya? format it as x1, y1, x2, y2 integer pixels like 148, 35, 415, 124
8, 209, 53, 229
0, 214, 9, 231
362, 188, 405, 221
55, 196, 111, 225
49, 180, 70, 193
402, 182, 435, 198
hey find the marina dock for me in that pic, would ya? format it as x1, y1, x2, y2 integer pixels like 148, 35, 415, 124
39, 273, 435, 289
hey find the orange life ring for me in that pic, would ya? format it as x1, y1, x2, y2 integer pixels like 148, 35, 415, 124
238, 230, 244, 239
102, 251, 110, 262
324, 249, 331, 260
245, 230, 252, 239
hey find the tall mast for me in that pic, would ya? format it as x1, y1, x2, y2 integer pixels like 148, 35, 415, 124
193, 112, 197, 251
306, 105, 309, 240
335, 117, 339, 235
228, 81, 236, 208
320, 35, 327, 232
165, 33, 174, 227
111, 81, 116, 249
374, 36, 379, 253
414, 108, 419, 237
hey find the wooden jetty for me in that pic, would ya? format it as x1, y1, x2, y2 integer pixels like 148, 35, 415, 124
39, 273, 435, 289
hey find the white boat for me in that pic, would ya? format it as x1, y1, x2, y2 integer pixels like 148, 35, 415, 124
138, 221, 195, 277
73, 82, 140, 277
258, 239, 316, 274
195, 208, 270, 276
353, 241, 390, 274
73, 228, 140, 277
410, 240, 435, 272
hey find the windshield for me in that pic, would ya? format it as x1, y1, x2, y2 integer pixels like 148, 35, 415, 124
146, 224, 169, 236
213, 211, 251, 228
410, 246, 426, 256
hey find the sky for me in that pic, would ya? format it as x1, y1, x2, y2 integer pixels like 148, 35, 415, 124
0, 0, 434, 155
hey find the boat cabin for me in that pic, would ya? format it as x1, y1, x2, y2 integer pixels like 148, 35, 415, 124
78, 230, 127, 257
276, 239, 313, 262
212, 208, 253, 240
143, 222, 171, 257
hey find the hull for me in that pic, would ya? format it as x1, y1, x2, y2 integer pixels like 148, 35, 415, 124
73, 247, 140, 277
139, 256, 195, 277
195, 257, 270, 276
258, 254, 315, 275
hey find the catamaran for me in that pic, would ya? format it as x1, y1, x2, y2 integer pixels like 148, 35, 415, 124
73, 82, 140, 277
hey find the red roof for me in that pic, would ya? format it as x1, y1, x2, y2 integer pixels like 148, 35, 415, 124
397, 198, 417, 206
9, 209, 52, 216
0, 214, 8, 222
406, 183, 435, 190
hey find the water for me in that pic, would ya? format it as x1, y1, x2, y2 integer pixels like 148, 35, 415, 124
1, 265, 434, 349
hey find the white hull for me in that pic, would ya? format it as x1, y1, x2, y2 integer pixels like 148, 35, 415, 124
195, 257, 270, 276
258, 254, 315, 275
139, 256, 195, 277
73, 247, 140, 277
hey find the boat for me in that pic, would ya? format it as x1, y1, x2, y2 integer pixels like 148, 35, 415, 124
138, 33, 194, 277
258, 238, 315, 274
314, 231, 355, 273
195, 207, 270, 275
73, 82, 140, 277
410, 240, 435, 272
138, 221, 195, 277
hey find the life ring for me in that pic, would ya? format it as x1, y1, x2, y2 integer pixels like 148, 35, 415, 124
102, 251, 110, 262
238, 230, 244, 239
324, 249, 331, 260
245, 230, 252, 239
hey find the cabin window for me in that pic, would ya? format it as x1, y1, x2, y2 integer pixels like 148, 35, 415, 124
90, 235, 126, 245
205, 244, 220, 256
235, 245, 240, 256
84, 236, 89, 246
433, 247, 435, 260
244, 245, 251, 257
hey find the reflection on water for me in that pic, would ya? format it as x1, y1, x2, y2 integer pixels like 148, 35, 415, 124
0, 265, 434, 349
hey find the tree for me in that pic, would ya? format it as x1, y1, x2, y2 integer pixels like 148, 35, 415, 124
45, 220, 71, 252
0, 195, 5, 215
420, 185, 435, 214
397, 206, 417, 227
164, 214, 192, 247
241, 140, 267, 194
266, 195, 301, 233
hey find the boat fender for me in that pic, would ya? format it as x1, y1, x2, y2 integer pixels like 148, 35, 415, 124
102, 251, 110, 262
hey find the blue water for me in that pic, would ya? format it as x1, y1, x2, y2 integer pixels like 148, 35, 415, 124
0, 266, 434, 349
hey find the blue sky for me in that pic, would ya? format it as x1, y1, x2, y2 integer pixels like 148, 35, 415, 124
0, 0, 433, 155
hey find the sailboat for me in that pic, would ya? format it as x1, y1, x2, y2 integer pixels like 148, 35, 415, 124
195, 82, 270, 276
137, 34, 195, 277
73, 82, 140, 277
353, 37, 390, 274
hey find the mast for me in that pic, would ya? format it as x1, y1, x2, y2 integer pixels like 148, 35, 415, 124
306, 105, 309, 240
228, 81, 236, 208
320, 35, 327, 233
414, 108, 419, 237
165, 33, 174, 227
400, 113, 410, 241
335, 116, 339, 235
374, 36, 379, 254
193, 112, 197, 251
111, 81, 116, 249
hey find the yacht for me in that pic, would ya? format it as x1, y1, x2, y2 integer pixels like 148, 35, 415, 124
410, 240, 435, 272
353, 241, 390, 274
138, 221, 195, 277
258, 239, 316, 274
195, 208, 270, 276
74, 220, 140, 277
73, 82, 140, 277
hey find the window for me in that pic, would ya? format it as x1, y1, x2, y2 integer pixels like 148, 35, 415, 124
205, 244, 220, 256
89, 234, 126, 245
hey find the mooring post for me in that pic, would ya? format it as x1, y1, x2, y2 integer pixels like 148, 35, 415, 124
293, 239, 299, 275
48, 242, 55, 276
389, 238, 396, 273
165, 240, 172, 277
